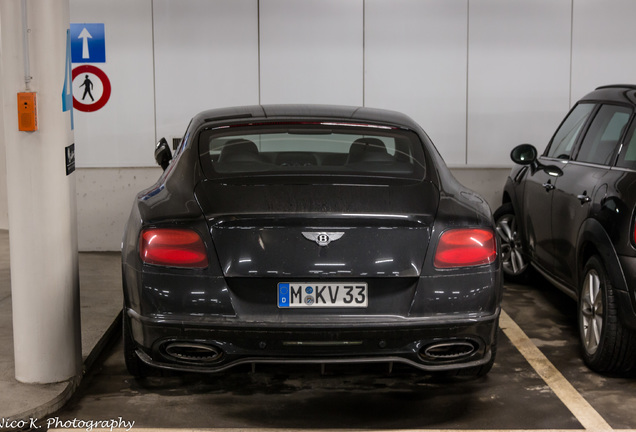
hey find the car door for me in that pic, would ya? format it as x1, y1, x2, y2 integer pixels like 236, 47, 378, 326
521, 103, 595, 274
521, 163, 560, 272
550, 104, 632, 288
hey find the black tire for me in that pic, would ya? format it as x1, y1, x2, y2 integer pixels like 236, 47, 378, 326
494, 203, 531, 283
123, 313, 152, 378
578, 255, 636, 374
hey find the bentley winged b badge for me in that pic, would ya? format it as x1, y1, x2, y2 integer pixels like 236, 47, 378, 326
302, 232, 345, 246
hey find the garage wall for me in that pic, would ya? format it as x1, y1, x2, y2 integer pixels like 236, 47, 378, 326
365, 1, 468, 165
571, 0, 636, 101
467, 0, 572, 165
153, 0, 260, 144
260, 0, 364, 106
70, 0, 155, 167
2, 0, 636, 248
68, 0, 583, 169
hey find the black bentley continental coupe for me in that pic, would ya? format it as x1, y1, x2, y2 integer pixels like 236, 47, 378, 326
122, 105, 502, 378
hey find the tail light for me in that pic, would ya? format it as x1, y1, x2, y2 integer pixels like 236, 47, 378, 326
140, 228, 208, 268
434, 228, 496, 268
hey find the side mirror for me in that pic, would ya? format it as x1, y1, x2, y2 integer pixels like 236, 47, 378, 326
510, 144, 537, 165
155, 137, 172, 171
511, 143, 563, 177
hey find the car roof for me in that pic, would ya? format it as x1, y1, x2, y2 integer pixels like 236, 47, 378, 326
580, 85, 636, 106
189, 104, 421, 130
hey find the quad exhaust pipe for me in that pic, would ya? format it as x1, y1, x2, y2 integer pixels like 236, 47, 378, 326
162, 339, 477, 366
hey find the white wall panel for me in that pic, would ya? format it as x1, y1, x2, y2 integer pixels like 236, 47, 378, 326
153, 0, 259, 144
70, 0, 156, 167
365, 0, 468, 165
76, 167, 161, 251
467, 0, 571, 165
259, 0, 363, 105
571, 0, 636, 102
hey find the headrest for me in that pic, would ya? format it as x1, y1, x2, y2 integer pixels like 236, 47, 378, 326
347, 138, 392, 163
218, 139, 259, 162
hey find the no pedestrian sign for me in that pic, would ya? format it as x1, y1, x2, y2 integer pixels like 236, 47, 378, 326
72, 65, 111, 112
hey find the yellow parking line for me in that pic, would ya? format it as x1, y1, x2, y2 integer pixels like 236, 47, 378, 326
500, 309, 612, 431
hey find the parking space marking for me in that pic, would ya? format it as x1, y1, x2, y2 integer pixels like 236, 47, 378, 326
499, 309, 612, 431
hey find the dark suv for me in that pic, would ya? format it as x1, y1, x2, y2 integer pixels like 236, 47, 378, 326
496, 85, 636, 373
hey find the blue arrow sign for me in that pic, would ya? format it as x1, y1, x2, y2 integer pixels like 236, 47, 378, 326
70, 23, 105, 63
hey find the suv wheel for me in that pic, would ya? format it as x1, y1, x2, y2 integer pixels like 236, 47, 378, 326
494, 203, 529, 282
579, 255, 636, 373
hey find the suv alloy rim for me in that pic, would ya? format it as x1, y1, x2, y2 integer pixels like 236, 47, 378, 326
496, 214, 527, 276
580, 269, 603, 355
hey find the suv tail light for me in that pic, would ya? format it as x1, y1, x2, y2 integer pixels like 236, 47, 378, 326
434, 228, 496, 268
140, 228, 208, 268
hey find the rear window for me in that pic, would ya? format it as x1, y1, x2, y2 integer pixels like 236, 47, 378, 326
198, 123, 427, 182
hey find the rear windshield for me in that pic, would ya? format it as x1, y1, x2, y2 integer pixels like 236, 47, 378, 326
198, 123, 427, 182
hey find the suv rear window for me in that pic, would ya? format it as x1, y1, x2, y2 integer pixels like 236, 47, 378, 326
198, 123, 427, 182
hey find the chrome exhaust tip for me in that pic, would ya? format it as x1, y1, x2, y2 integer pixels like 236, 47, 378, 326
420, 341, 477, 361
163, 342, 224, 363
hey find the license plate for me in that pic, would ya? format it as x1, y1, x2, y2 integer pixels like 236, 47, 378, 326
278, 282, 368, 308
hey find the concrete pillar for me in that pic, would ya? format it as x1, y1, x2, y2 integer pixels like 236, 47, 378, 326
0, 84, 6, 229
0, 0, 81, 383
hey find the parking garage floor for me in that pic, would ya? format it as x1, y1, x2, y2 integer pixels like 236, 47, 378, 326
2, 228, 636, 431
0, 230, 122, 427
38, 286, 632, 432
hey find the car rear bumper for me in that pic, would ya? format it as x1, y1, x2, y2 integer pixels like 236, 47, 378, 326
125, 308, 500, 373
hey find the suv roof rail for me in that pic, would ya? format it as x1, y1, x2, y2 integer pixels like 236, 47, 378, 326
595, 84, 636, 90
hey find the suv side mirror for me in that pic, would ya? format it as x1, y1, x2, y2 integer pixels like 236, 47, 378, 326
510, 143, 563, 177
510, 144, 537, 165
155, 137, 172, 171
